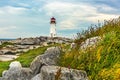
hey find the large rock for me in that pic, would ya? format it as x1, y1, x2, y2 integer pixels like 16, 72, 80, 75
0, 46, 88, 80
42, 42, 48, 46
21, 38, 36, 45
80, 36, 101, 49
30, 47, 61, 75
2, 61, 33, 80
0, 51, 3, 55
10, 36, 72, 45
0, 77, 2, 80
9, 61, 22, 70
0, 55, 18, 61
2, 68, 33, 80
32, 66, 88, 80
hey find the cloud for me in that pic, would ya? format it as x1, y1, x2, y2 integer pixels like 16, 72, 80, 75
0, 26, 17, 33
42, 1, 119, 30
86, 14, 119, 22
99, 4, 117, 12
43, 2, 96, 17
42, 2, 97, 30
0, 6, 28, 15
18, 3, 30, 7
0, 5, 49, 38
0, 0, 120, 38
0, 26, 18, 38
59, 19, 77, 30
95, 4, 120, 15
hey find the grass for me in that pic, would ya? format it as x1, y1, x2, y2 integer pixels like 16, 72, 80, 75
0, 42, 14, 48
0, 44, 59, 76
15, 46, 48, 67
58, 17, 120, 80
0, 61, 11, 76
75, 17, 120, 45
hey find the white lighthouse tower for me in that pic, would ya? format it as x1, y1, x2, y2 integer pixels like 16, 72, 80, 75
50, 17, 56, 37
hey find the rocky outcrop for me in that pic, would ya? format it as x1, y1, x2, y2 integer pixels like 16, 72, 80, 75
0, 44, 41, 56
80, 36, 101, 49
0, 55, 18, 61
20, 38, 40, 45
10, 36, 71, 45
0, 51, 3, 55
32, 66, 88, 80
0, 49, 14, 55
30, 47, 61, 75
0, 77, 2, 80
1, 47, 88, 80
2, 68, 32, 80
0, 36, 71, 56
1, 61, 33, 80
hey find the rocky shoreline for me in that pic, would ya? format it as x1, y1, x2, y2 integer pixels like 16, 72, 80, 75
0, 47, 88, 80
0, 36, 71, 61
0, 36, 102, 80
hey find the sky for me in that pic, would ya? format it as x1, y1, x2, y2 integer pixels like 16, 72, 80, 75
0, 0, 120, 38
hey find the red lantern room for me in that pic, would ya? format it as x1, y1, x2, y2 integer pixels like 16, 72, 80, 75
50, 17, 56, 24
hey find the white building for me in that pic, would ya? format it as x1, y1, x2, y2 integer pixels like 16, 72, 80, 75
50, 17, 56, 37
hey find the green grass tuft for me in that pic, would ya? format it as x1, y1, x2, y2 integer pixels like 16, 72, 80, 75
58, 17, 120, 80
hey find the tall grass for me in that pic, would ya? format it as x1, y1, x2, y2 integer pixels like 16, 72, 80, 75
58, 17, 120, 80
75, 17, 120, 45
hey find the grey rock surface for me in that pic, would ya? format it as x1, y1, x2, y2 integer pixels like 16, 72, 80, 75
32, 66, 88, 80
30, 47, 61, 75
0, 51, 3, 55
0, 77, 3, 80
0, 55, 18, 61
80, 36, 101, 49
2, 61, 33, 80
0, 46, 88, 80
2, 68, 32, 80
31, 74, 41, 80
20, 38, 36, 45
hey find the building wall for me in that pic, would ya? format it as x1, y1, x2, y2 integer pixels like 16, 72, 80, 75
50, 24, 56, 37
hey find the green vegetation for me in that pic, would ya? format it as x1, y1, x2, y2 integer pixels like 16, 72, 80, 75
58, 17, 120, 80
0, 42, 14, 48
0, 61, 11, 76
0, 44, 58, 76
15, 46, 48, 67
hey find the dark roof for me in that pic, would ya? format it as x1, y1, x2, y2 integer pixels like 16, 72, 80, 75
51, 17, 56, 20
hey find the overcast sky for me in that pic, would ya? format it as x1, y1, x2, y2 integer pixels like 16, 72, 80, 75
0, 0, 120, 38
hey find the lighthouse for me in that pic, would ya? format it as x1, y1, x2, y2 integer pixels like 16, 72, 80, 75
50, 17, 56, 37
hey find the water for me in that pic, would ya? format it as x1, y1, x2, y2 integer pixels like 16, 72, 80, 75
0, 39, 15, 41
